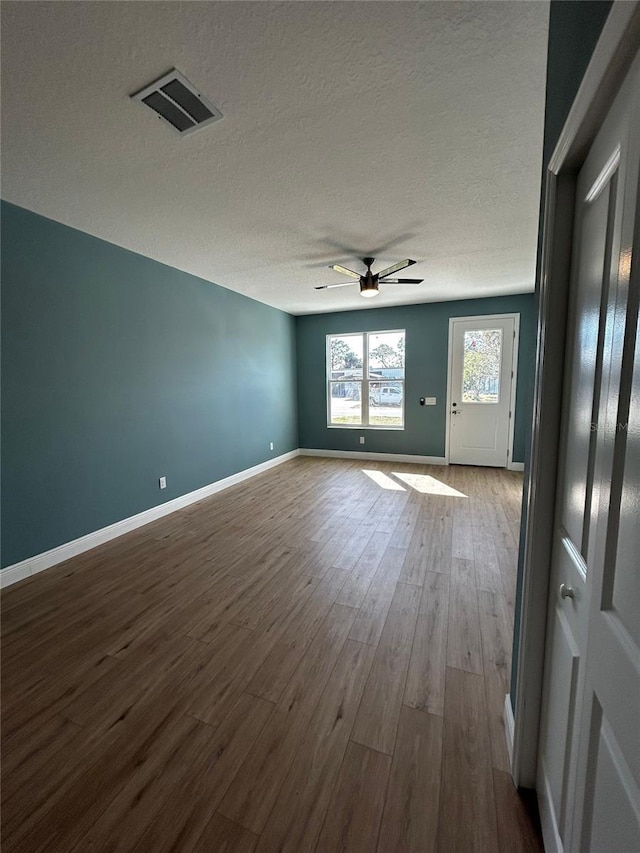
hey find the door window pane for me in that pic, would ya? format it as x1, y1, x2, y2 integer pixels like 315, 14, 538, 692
462, 329, 502, 403
329, 381, 362, 424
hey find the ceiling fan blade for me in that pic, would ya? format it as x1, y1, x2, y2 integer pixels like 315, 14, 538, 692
377, 259, 417, 279
378, 278, 424, 284
328, 264, 361, 279
314, 282, 357, 290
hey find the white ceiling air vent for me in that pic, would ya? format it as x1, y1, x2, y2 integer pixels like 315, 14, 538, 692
131, 69, 223, 136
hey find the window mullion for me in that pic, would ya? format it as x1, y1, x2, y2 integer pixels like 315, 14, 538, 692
363, 332, 368, 427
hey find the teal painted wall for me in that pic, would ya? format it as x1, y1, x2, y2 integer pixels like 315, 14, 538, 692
296, 294, 536, 462
1, 202, 298, 568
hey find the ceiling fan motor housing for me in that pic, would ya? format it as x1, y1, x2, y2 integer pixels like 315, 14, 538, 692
360, 263, 379, 297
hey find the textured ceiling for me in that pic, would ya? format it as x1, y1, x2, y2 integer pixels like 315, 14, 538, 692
1, 1, 549, 315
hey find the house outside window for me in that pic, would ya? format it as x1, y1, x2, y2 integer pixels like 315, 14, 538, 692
327, 330, 405, 428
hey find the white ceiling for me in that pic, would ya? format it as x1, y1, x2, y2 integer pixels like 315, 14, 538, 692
1, 1, 549, 315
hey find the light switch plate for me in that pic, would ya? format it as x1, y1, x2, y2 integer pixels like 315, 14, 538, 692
424, 397, 437, 405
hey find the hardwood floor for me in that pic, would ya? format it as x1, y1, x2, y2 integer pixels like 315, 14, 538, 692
1, 457, 543, 852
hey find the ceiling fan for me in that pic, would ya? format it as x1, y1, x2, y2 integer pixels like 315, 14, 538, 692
315, 257, 423, 298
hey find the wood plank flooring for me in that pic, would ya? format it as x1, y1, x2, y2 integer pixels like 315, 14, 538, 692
1, 457, 543, 852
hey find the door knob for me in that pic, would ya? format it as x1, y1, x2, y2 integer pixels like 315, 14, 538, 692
559, 583, 574, 600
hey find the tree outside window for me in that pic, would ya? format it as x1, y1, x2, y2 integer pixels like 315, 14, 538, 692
462, 329, 502, 403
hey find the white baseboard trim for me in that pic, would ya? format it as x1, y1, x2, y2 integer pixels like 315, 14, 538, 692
0, 563, 32, 588
504, 693, 515, 769
508, 461, 525, 472
0, 450, 300, 589
299, 448, 447, 465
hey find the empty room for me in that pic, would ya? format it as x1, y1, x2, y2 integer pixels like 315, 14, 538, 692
2, 2, 639, 852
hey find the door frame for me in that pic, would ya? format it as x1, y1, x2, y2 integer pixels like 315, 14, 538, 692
510, 0, 640, 790
445, 312, 520, 469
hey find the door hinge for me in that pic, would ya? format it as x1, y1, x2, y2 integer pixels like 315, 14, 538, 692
509, 411, 512, 418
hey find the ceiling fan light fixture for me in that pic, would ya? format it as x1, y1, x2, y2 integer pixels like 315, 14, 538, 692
360, 283, 379, 298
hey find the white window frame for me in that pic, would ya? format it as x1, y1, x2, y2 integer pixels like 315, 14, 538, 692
326, 330, 405, 430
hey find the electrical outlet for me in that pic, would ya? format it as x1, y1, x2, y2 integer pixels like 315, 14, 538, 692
359, 436, 365, 445
269, 442, 274, 451
159, 476, 167, 490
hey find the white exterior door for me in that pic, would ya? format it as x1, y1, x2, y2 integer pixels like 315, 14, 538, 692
537, 53, 640, 853
448, 315, 517, 467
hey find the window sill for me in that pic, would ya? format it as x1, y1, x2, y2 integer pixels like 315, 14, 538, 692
327, 424, 405, 431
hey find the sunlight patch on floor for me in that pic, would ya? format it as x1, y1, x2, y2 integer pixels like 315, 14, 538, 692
392, 472, 467, 497
361, 469, 406, 491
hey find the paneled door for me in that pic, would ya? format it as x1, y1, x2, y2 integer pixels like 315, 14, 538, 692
448, 314, 517, 467
537, 52, 640, 853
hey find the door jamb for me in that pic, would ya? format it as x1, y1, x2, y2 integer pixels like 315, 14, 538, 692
510, 0, 640, 789
445, 312, 520, 468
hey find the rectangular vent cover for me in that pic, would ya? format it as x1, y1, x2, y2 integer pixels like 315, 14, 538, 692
131, 69, 222, 136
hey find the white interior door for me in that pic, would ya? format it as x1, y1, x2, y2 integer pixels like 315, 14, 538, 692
448, 315, 516, 467
537, 52, 640, 853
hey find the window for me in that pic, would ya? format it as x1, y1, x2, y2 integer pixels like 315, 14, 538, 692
327, 330, 405, 428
